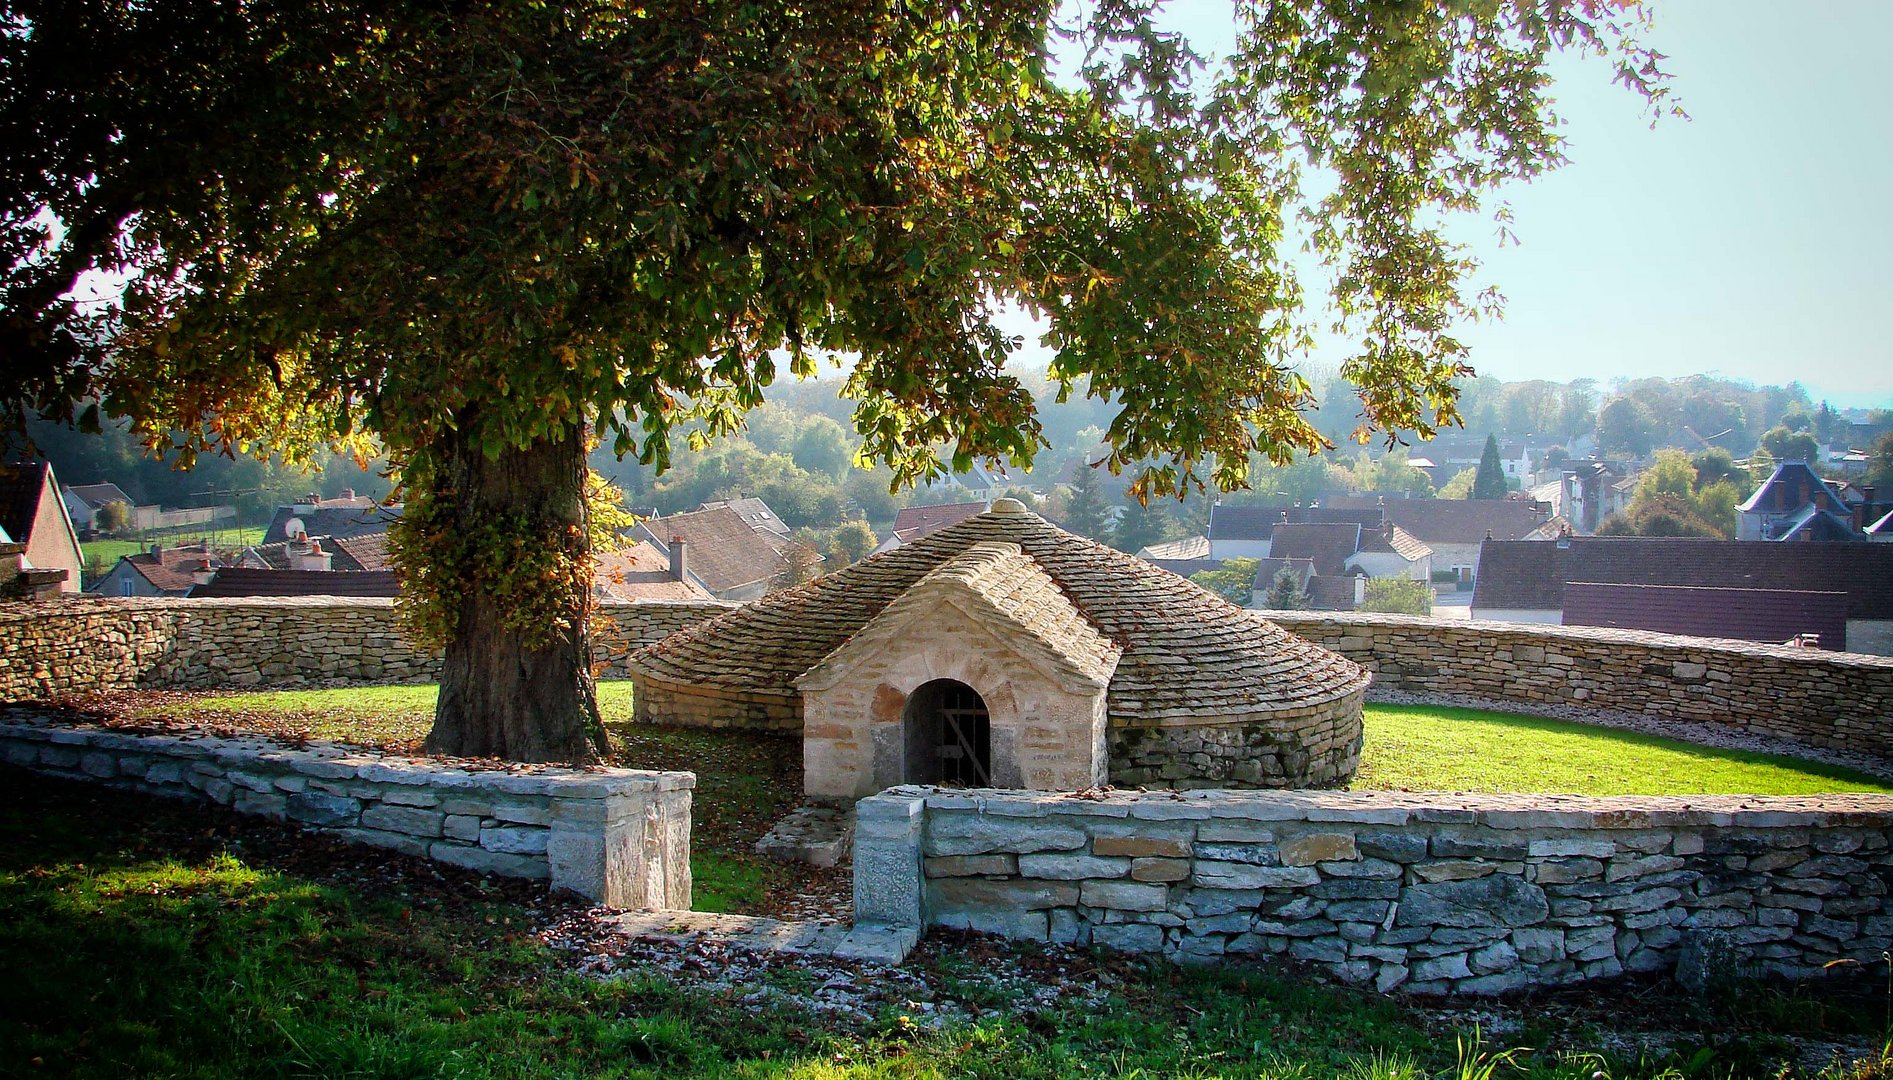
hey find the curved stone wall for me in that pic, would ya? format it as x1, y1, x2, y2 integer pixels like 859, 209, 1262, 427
1262, 611, 1893, 761
0, 596, 733, 700
1108, 689, 1366, 790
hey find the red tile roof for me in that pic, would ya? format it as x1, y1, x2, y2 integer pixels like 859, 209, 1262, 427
594, 541, 717, 601
637, 505, 806, 596
123, 543, 220, 594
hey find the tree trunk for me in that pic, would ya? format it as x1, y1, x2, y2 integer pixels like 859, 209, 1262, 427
426, 422, 606, 763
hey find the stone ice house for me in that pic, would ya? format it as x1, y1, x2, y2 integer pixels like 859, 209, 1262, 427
625, 500, 1369, 799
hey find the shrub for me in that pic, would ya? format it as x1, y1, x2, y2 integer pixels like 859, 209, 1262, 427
1360, 578, 1432, 615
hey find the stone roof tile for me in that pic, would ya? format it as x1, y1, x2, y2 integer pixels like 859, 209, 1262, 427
632, 506, 1367, 720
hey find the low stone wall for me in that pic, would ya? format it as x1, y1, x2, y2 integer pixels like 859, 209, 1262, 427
1262, 612, 1893, 760
0, 596, 733, 700
632, 673, 802, 732
0, 716, 693, 909
853, 787, 1893, 994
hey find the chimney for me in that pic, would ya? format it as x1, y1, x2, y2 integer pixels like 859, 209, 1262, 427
149, 542, 163, 561
292, 538, 332, 572
669, 536, 687, 582
191, 558, 217, 587
340, 487, 355, 500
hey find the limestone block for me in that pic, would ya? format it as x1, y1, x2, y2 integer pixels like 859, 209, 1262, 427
361, 804, 444, 838
480, 826, 550, 856
1093, 835, 1191, 858
1080, 880, 1169, 912
925, 854, 1018, 877
1131, 858, 1191, 883
286, 791, 362, 828
924, 815, 1085, 856
1397, 876, 1548, 929
1091, 923, 1164, 953
929, 877, 1079, 910
1194, 862, 1321, 890
1281, 832, 1358, 866
1413, 860, 1496, 884
1017, 854, 1131, 880
855, 794, 926, 930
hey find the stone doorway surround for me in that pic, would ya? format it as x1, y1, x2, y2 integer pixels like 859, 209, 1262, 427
796, 540, 1122, 799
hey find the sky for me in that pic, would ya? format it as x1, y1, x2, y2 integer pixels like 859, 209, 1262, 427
999, 0, 1893, 409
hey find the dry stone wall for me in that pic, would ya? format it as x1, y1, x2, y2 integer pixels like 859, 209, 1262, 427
1262, 612, 1893, 759
0, 596, 732, 700
854, 787, 1893, 994
0, 714, 693, 909
1108, 693, 1365, 790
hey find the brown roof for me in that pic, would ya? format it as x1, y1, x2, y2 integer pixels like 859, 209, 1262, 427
637, 505, 803, 595
1472, 538, 1893, 619
1326, 497, 1551, 545
888, 501, 986, 545
1267, 522, 1363, 576
331, 532, 393, 572
629, 505, 1369, 722
1357, 524, 1433, 562
1563, 582, 1850, 651
262, 503, 401, 544
594, 541, 717, 602
189, 567, 401, 598
123, 543, 220, 594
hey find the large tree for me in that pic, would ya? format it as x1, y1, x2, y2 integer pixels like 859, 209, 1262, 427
2, 0, 1670, 761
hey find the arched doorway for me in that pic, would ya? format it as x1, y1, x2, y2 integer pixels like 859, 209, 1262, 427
901, 679, 992, 787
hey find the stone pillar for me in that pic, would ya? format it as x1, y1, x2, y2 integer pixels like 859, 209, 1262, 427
851, 789, 928, 942
548, 774, 694, 910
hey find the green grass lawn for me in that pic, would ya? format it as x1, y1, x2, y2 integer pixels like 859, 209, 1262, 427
1352, 705, 1893, 797
1, 770, 1883, 1079
114, 687, 1893, 798
81, 525, 270, 580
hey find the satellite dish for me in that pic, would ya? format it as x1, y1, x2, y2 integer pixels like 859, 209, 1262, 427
284, 517, 306, 540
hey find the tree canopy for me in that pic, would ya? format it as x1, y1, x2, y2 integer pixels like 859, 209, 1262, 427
3, 0, 1673, 760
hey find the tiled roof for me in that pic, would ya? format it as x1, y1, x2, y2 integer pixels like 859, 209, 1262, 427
1208, 505, 1382, 541
637, 505, 800, 595
889, 501, 987, 545
699, 496, 791, 538
1563, 582, 1850, 651
331, 532, 393, 571
798, 542, 1122, 693
1267, 522, 1363, 576
1146, 557, 1223, 579
1738, 461, 1847, 515
595, 541, 717, 601
63, 482, 135, 509
1357, 525, 1432, 562
0, 462, 54, 547
262, 503, 402, 544
629, 505, 1369, 722
122, 543, 220, 594
1326, 497, 1552, 545
1137, 535, 1210, 561
189, 567, 401, 597
245, 536, 373, 572
1472, 538, 1893, 619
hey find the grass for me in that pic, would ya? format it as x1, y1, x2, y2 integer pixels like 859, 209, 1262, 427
80, 524, 268, 566
110, 687, 1893, 799
3, 771, 1888, 1079
1352, 705, 1893, 797
107, 681, 812, 915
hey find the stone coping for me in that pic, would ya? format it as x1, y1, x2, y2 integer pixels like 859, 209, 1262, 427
874, 785, 1893, 828
0, 595, 734, 614
1258, 609, 1893, 670
0, 716, 695, 797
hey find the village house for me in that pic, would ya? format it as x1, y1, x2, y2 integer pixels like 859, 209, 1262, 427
1471, 537, 1893, 654
634, 504, 822, 601
1736, 461, 1886, 542
1416, 434, 1535, 487
89, 542, 223, 597
593, 540, 718, 602
58, 482, 136, 533
873, 500, 987, 555
1204, 504, 1383, 561
1324, 495, 1560, 584
1560, 459, 1636, 534
698, 496, 792, 539
261, 491, 402, 545
0, 462, 83, 594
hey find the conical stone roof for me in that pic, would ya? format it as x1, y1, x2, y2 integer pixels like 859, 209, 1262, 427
626, 503, 1369, 724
